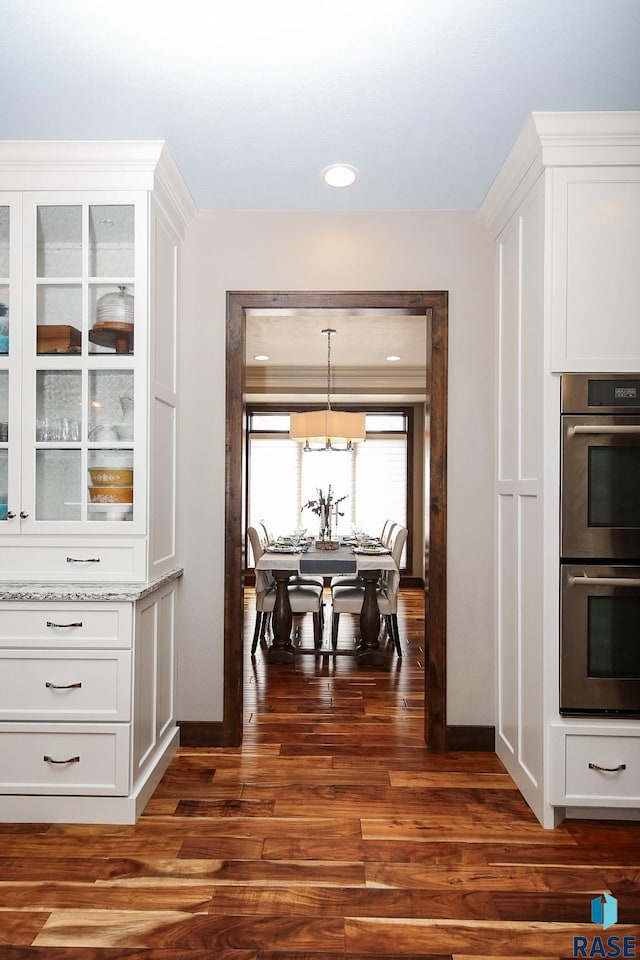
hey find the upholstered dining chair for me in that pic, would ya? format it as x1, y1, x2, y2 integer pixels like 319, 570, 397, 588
330, 524, 408, 657
330, 519, 397, 592
380, 518, 396, 546
247, 526, 324, 654
259, 520, 324, 591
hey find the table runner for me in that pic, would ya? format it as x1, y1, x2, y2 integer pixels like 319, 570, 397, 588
299, 544, 357, 574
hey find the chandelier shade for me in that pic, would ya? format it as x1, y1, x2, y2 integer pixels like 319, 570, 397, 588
289, 409, 366, 449
288, 327, 366, 451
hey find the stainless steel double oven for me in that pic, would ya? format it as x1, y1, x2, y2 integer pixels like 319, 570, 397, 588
560, 374, 640, 716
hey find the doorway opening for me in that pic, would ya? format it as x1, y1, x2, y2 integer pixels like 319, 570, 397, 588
223, 291, 448, 749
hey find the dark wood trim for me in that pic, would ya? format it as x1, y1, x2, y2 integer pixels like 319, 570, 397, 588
425, 297, 448, 750
177, 720, 226, 747
225, 291, 448, 752
401, 576, 425, 588
446, 725, 496, 752
223, 292, 246, 747
245, 401, 418, 577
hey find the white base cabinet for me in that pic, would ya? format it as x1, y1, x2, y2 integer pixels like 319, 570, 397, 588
0, 571, 180, 823
551, 722, 640, 810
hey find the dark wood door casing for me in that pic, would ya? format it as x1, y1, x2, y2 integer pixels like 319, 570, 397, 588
222, 290, 448, 750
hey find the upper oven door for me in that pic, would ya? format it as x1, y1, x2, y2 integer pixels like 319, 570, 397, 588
561, 415, 640, 560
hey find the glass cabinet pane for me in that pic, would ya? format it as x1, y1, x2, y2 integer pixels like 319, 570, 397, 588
89, 283, 135, 355
88, 370, 134, 441
0, 368, 7, 428
0, 288, 9, 356
89, 205, 134, 277
0, 370, 6, 522
0, 207, 8, 357
37, 206, 82, 277
36, 449, 81, 520
0, 206, 9, 277
88, 448, 133, 522
36, 285, 82, 354
0, 450, 6, 521
36, 370, 82, 441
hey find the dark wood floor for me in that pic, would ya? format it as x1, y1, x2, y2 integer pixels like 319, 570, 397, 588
1, 587, 639, 958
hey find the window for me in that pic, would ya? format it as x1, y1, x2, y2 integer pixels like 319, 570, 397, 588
247, 410, 408, 565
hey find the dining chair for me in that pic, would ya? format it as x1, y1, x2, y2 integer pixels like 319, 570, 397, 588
247, 526, 324, 654
330, 524, 408, 657
258, 521, 275, 545
330, 519, 397, 592
380, 518, 396, 545
259, 520, 325, 591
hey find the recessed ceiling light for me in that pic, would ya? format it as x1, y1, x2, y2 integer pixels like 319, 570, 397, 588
386, 355, 401, 362
321, 164, 359, 188
254, 354, 269, 361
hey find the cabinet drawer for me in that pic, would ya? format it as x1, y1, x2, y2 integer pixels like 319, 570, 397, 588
0, 650, 131, 721
0, 603, 132, 649
552, 726, 640, 806
0, 541, 146, 582
0, 723, 130, 795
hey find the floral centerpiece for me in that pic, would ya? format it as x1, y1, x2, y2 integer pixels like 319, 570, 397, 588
302, 485, 347, 543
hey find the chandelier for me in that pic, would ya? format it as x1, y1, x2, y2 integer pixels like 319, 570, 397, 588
289, 328, 366, 451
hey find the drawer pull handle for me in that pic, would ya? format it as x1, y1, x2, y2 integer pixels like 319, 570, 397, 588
43, 755, 80, 765
66, 557, 100, 563
45, 681, 82, 690
589, 762, 627, 773
46, 621, 83, 628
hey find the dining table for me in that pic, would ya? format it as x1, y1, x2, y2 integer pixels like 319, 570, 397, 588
255, 539, 398, 665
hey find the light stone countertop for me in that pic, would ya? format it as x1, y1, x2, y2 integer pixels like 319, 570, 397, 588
0, 568, 183, 602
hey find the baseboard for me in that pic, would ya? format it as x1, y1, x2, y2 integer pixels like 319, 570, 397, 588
177, 720, 226, 746
446, 724, 496, 751
179, 721, 496, 750
400, 575, 425, 588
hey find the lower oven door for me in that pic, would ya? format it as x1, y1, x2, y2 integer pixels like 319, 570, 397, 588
561, 565, 640, 716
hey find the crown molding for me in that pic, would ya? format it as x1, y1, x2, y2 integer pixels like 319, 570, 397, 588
480, 111, 640, 239
0, 140, 196, 230
245, 364, 427, 395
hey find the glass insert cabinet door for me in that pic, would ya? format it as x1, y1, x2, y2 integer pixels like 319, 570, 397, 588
0, 369, 7, 522
0, 201, 16, 526
3, 196, 145, 530
30, 368, 135, 524
33, 203, 136, 357
0, 204, 9, 359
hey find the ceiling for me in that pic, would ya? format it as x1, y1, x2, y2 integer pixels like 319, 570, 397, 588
245, 311, 428, 400
246, 311, 425, 367
1, 0, 638, 212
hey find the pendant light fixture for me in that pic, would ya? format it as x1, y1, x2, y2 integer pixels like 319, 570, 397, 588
289, 328, 366, 451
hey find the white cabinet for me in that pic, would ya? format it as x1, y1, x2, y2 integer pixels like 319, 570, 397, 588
0, 143, 194, 824
481, 112, 640, 828
550, 168, 640, 371
551, 723, 640, 810
0, 574, 180, 822
0, 143, 195, 582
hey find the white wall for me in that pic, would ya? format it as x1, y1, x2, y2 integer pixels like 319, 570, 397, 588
177, 210, 496, 726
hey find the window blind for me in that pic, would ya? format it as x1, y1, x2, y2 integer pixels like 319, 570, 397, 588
248, 433, 408, 566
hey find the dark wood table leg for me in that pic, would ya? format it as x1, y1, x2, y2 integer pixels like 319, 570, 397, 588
356, 568, 386, 665
266, 569, 295, 664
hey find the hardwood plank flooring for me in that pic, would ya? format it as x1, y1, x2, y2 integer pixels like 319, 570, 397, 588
0, 587, 639, 959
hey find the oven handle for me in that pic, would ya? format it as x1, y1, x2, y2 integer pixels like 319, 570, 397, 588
570, 574, 640, 587
568, 424, 640, 436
